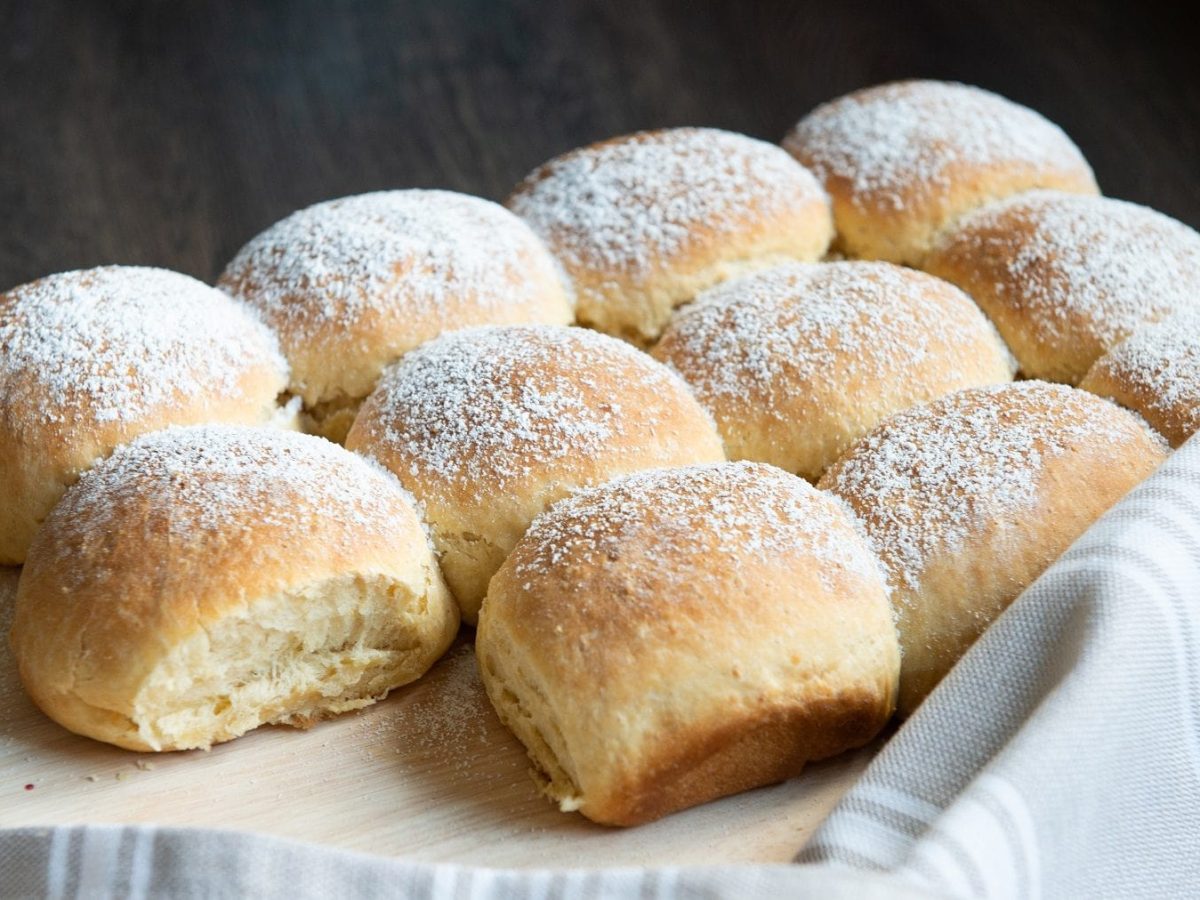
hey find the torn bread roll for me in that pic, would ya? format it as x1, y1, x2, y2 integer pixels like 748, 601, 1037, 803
652, 261, 1016, 480
783, 80, 1098, 265
926, 190, 1200, 384
345, 324, 724, 624
218, 190, 574, 443
507, 128, 832, 344
819, 382, 1169, 716
0, 266, 290, 566
10, 426, 458, 752
476, 462, 898, 826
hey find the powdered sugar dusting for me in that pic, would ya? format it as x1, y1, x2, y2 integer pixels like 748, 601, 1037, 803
0, 267, 287, 427
1088, 310, 1200, 444
51, 426, 419, 556
820, 382, 1155, 592
508, 128, 826, 277
659, 260, 1012, 407
355, 325, 706, 497
515, 461, 883, 593
219, 190, 568, 346
948, 191, 1200, 348
785, 81, 1093, 211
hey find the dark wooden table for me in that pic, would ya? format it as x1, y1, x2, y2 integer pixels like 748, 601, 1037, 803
2, 0, 1197, 290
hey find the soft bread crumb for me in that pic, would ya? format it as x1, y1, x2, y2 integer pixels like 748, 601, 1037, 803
130, 574, 441, 751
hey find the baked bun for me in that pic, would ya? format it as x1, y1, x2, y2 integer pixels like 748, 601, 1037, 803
925, 190, 1200, 384
476, 462, 898, 826
819, 382, 1169, 716
10, 426, 458, 752
1081, 310, 1200, 448
506, 128, 832, 344
652, 261, 1016, 480
345, 324, 724, 624
218, 190, 573, 443
783, 80, 1098, 265
0, 266, 289, 566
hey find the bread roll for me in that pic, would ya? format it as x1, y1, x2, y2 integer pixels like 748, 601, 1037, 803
0, 266, 289, 566
345, 324, 724, 624
926, 191, 1200, 384
1081, 310, 1200, 448
652, 261, 1016, 480
11, 426, 459, 752
783, 80, 1098, 265
819, 382, 1169, 716
507, 128, 832, 344
476, 462, 898, 826
218, 190, 573, 442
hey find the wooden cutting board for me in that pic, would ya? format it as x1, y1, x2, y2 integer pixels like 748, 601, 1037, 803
0, 567, 873, 867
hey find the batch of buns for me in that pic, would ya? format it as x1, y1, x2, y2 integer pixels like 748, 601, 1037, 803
4, 80, 1198, 827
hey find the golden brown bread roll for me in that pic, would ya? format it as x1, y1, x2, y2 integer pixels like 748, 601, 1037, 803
476, 462, 898, 826
1081, 310, 1200, 448
652, 261, 1016, 480
218, 190, 573, 442
819, 382, 1169, 716
506, 128, 833, 344
10, 426, 458, 752
925, 191, 1200, 384
345, 324, 724, 624
783, 80, 1098, 265
0, 266, 290, 566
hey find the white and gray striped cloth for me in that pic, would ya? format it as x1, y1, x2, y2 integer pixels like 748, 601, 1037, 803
5, 436, 1199, 899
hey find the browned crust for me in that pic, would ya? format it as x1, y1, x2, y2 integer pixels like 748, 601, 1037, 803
593, 686, 892, 826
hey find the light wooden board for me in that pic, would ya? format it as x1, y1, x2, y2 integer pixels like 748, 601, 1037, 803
0, 567, 874, 867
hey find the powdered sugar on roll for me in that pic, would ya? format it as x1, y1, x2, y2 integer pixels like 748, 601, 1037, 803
788, 81, 1091, 210
0, 265, 291, 565
515, 461, 885, 596
218, 190, 573, 435
508, 128, 832, 342
1082, 309, 1200, 447
819, 381, 1162, 593
53, 425, 419, 558
926, 190, 1200, 383
1, 266, 287, 428
653, 261, 1015, 479
784, 80, 1098, 264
